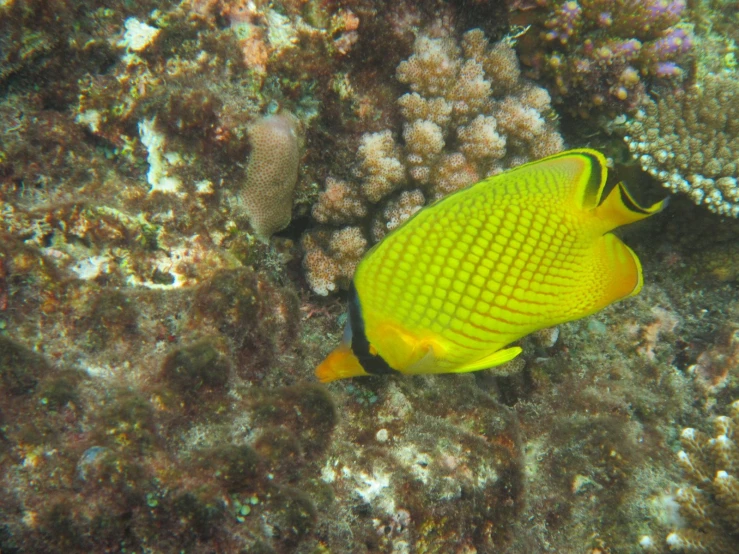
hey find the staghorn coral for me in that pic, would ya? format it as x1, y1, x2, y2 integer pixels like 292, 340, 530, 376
303, 27, 564, 295
665, 401, 739, 552
512, 0, 693, 116
622, 72, 739, 217
235, 111, 305, 240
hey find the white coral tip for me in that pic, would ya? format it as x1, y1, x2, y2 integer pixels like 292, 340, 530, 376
665, 532, 682, 546
681, 428, 695, 439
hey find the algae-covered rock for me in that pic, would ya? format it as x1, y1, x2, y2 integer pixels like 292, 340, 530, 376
0, 335, 49, 396
162, 340, 230, 395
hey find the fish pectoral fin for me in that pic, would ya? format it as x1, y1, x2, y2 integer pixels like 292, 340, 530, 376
450, 346, 523, 374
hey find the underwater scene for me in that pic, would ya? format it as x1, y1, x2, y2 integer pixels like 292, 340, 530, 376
1, 0, 739, 552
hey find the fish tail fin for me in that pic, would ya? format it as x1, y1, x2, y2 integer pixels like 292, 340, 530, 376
315, 344, 369, 383
595, 182, 668, 232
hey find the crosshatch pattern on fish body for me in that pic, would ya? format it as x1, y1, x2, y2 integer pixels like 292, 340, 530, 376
318, 149, 667, 383
361, 157, 608, 351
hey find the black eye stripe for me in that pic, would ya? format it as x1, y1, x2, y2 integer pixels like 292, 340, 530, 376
348, 282, 399, 376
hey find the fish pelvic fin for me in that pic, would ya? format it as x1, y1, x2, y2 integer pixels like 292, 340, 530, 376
315, 344, 370, 383
449, 346, 523, 374
594, 181, 668, 233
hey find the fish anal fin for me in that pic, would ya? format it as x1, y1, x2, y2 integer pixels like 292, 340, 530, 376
591, 233, 644, 310
595, 181, 667, 232
450, 346, 523, 374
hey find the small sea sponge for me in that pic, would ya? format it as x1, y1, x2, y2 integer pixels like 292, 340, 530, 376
238, 111, 304, 240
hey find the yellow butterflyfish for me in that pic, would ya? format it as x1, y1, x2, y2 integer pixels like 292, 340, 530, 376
316, 149, 665, 383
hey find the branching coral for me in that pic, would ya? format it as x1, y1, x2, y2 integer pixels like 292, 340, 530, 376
395, 29, 563, 197
513, 0, 693, 115
371, 189, 426, 242
623, 72, 739, 217
666, 401, 739, 552
312, 177, 368, 225
303, 27, 563, 295
356, 130, 406, 203
302, 227, 367, 296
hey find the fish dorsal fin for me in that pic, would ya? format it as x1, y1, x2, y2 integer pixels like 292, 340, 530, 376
542, 148, 608, 210
477, 148, 608, 210
594, 181, 668, 233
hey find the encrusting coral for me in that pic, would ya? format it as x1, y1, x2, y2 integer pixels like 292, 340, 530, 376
235, 111, 305, 240
303, 27, 564, 295
665, 400, 739, 552
622, 72, 739, 218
